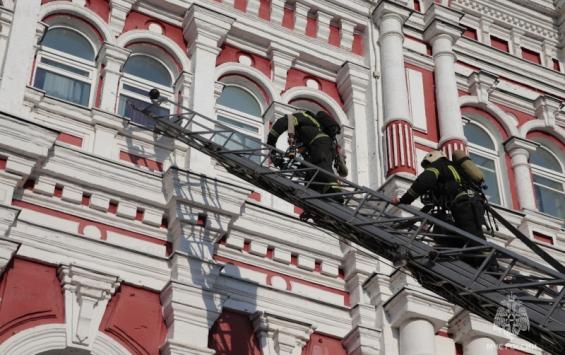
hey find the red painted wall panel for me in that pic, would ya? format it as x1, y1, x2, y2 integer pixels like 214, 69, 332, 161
521, 48, 541, 65
57, 132, 83, 147
0, 156, 6, 170
120, 151, 163, 172
463, 27, 478, 40
305, 16, 317, 37
328, 24, 340, 47
259, 0, 271, 20
235, 0, 248, 12
216, 45, 272, 79
499, 347, 530, 355
491, 36, 509, 53
100, 285, 167, 355
285, 68, 344, 107
352, 32, 364, 55
301, 333, 347, 355
208, 310, 262, 355
553, 58, 561, 71
282, 7, 295, 30
86, 0, 110, 22
0, 259, 65, 344
123, 11, 187, 52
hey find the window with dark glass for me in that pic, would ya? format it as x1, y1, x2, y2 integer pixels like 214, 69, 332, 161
34, 27, 96, 106
531, 146, 564, 220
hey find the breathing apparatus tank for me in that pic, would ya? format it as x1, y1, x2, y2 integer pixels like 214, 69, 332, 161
452, 150, 484, 185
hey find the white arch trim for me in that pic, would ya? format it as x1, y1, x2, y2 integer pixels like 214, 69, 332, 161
281, 86, 350, 127
459, 96, 520, 138
39, 3, 115, 45
0, 324, 130, 355
216, 62, 277, 104
117, 30, 191, 73
519, 121, 565, 145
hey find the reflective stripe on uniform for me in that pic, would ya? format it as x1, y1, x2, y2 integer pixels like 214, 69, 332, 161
269, 130, 280, 138
302, 112, 321, 128
309, 132, 329, 145
447, 165, 462, 184
407, 188, 418, 197
425, 167, 440, 178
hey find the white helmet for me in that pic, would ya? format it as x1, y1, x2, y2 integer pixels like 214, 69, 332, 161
421, 150, 446, 167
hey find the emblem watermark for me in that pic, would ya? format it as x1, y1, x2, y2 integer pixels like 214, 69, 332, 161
493, 293, 530, 339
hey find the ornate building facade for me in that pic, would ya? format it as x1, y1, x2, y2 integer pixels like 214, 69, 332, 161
0, 0, 563, 354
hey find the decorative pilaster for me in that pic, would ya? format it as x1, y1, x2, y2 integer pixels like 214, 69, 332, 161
451, 310, 510, 355
340, 19, 356, 51
337, 62, 371, 184
294, 2, 309, 35
252, 312, 314, 355
504, 137, 538, 211
269, 43, 298, 96
479, 18, 493, 45
97, 43, 131, 113
373, 0, 416, 176
109, 0, 136, 36
467, 70, 499, 104
424, 5, 466, 157
0, 0, 42, 115
161, 282, 227, 355
316, 11, 332, 42
183, 5, 234, 176
58, 265, 120, 350
271, 0, 287, 26
510, 28, 525, 58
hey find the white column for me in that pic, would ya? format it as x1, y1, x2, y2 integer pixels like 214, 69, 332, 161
252, 312, 314, 355
294, 2, 309, 35
374, 1, 416, 177
269, 43, 298, 97
97, 43, 130, 113
109, 0, 136, 37
504, 138, 538, 211
451, 311, 510, 355
0, 0, 42, 115
317, 11, 332, 42
340, 18, 356, 51
424, 5, 466, 155
337, 62, 372, 186
385, 271, 453, 355
271, 0, 287, 26
183, 5, 234, 176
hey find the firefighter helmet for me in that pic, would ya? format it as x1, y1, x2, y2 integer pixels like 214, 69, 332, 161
421, 150, 446, 167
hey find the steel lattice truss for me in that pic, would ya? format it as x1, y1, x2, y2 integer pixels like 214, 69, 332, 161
139, 94, 565, 354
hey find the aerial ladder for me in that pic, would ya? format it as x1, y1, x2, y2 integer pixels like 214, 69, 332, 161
139, 89, 565, 354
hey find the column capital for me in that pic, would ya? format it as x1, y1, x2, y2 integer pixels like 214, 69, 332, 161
450, 310, 510, 345
467, 70, 499, 103
534, 95, 563, 126
268, 42, 299, 64
337, 62, 371, 108
252, 312, 314, 355
503, 137, 539, 155
183, 4, 234, 51
58, 264, 120, 349
97, 42, 131, 67
372, 0, 412, 26
174, 71, 194, 92
263, 101, 297, 123
0, 204, 19, 238
385, 287, 453, 331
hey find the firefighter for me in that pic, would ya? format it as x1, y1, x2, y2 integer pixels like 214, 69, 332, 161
267, 111, 343, 200
391, 150, 487, 242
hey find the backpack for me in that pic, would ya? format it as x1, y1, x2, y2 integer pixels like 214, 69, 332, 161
314, 111, 341, 138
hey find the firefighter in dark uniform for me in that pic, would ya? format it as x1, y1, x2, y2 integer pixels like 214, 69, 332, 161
267, 111, 343, 198
391, 150, 487, 242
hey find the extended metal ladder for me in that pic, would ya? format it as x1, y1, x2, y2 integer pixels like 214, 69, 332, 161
140, 90, 565, 354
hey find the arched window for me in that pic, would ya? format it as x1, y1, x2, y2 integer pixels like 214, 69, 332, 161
33, 27, 96, 106
531, 146, 564, 220
118, 54, 173, 127
464, 122, 504, 205
214, 84, 264, 162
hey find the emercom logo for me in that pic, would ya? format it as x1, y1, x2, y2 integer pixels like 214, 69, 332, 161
493, 293, 530, 338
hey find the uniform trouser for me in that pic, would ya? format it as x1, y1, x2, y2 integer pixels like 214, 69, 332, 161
305, 137, 342, 202
449, 196, 489, 268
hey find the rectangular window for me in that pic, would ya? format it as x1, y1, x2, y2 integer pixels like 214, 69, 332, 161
490, 36, 509, 53
34, 68, 91, 106
118, 95, 169, 128
533, 177, 565, 220
522, 48, 541, 64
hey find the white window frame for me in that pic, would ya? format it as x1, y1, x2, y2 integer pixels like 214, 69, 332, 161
530, 146, 565, 219
464, 121, 506, 206
117, 54, 175, 119
33, 27, 97, 107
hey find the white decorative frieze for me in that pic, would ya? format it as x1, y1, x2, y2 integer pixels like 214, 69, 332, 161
58, 265, 120, 350
252, 311, 314, 355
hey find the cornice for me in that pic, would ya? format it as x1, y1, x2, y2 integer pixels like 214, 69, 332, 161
451, 0, 558, 41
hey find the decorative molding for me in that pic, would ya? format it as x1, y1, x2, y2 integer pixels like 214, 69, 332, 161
343, 325, 382, 355
183, 4, 235, 54
58, 265, 120, 349
109, 0, 136, 37
467, 70, 500, 103
252, 311, 314, 355
450, 310, 510, 345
